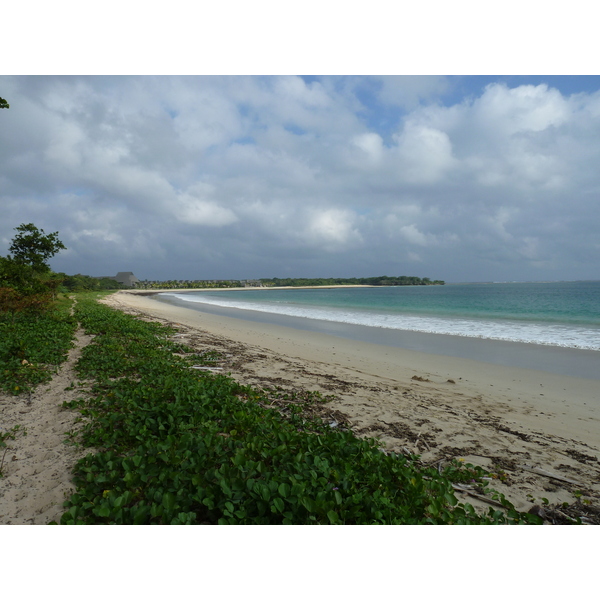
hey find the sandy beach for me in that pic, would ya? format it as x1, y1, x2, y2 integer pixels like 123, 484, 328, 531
1, 288, 599, 524
101, 290, 600, 519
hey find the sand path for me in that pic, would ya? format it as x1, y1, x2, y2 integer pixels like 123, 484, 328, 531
0, 315, 92, 525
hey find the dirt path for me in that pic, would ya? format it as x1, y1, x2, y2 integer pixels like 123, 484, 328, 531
0, 324, 93, 524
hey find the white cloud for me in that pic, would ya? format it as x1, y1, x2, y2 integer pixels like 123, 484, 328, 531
399, 224, 430, 246
306, 208, 363, 250
472, 83, 569, 135
352, 133, 384, 165
274, 76, 331, 109
43, 121, 86, 170
392, 123, 455, 184
176, 185, 238, 227
2, 76, 600, 282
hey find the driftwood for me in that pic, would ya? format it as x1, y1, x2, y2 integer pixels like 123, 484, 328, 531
519, 464, 581, 486
451, 484, 507, 509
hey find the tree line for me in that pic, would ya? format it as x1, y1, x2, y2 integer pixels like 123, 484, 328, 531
0, 223, 129, 316
135, 276, 445, 290
0, 223, 67, 315
261, 275, 445, 287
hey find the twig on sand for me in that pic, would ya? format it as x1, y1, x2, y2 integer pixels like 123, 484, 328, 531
414, 432, 431, 454
519, 464, 581, 486
0, 447, 9, 476
451, 484, 507, 509
413, 432, 422, 454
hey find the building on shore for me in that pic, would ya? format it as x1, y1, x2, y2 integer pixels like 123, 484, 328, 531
98, 272, 140, 287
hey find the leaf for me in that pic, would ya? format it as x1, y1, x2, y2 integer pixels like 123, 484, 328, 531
272, 497, 284, 513
133, 506, 149, 524
300, 497, 315, 513
258, 484, 271, 502
162, 492, 176, 511
96, 505, 111, 518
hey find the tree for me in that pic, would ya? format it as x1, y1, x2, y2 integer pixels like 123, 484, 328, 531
0, 96, 9, 109
9, 223, 66, 273
0, 224, 66, 313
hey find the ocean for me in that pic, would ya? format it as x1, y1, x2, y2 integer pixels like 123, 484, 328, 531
155, 281, 600, 379
160, 281, 600, 351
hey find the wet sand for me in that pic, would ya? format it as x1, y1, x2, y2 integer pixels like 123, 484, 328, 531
154, 290, 600, 380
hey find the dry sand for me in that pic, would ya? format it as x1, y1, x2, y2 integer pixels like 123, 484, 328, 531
2, 289, 599, 524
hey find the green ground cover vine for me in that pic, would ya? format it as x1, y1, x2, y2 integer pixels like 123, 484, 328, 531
0, 296, 77, 395
59, 295, 542, 524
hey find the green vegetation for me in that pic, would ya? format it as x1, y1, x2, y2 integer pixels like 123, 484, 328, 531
135, 275, 444, 290
58, 295, 540, 524
8, 223, 66, 273
137, 279, 245, 290
0, 223, 126, 314
0, 295, 77, 395
1, 223, 67, 315
58, 273, 128, 293
1, 224, 78, 395
261, 276, 445, 287
0, 96, 8, 109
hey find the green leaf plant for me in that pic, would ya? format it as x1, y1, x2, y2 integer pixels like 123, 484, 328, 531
59, 295, 544, 525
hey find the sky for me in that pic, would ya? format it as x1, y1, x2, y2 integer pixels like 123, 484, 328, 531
1, 4, 599, 284
2, 74, 600, 283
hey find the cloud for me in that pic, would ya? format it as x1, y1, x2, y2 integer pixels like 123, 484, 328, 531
176, 184, 238, 227
1, 76, 600, 282
306, 208, 363, 250
377, 75, 450, 109
352, 133, 384, 165
392, 122, 456, 184
472, 83, 570, 134
399, 224, 431, 247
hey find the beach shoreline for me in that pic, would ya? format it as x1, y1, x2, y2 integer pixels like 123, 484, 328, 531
151, 289, 600, 380
103, 290, 600, 517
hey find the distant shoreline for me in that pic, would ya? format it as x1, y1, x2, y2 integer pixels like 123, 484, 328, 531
126, 285, 377, 296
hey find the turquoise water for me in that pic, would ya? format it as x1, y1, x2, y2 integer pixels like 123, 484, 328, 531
162, 281, 600, 351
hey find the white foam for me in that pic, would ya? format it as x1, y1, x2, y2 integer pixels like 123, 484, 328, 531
162, 293, 600, 351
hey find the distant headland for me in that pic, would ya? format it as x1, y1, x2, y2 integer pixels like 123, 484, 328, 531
134, 275, 445, 290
